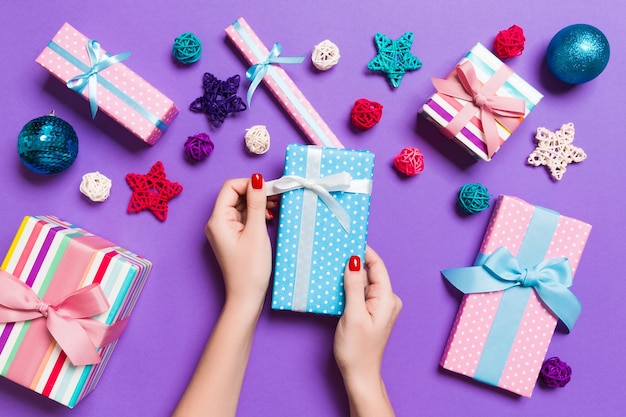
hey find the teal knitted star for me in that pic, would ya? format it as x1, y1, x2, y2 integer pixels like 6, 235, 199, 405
367, 32, 422, 88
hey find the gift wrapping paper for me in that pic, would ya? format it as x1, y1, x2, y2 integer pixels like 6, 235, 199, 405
440, 195, 591, 397
268, 144, 374, 315
36, 22, 179, 145
420, 43, 543, 161
226, 18, 344, 149
0, 216, 151, 407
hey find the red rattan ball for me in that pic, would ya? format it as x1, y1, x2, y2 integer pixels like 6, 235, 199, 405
350, 98, 383, 130
494, 25, 526, 59
393, 147, 424, 176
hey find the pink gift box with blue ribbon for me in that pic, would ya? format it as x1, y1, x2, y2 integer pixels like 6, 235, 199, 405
36, 23, 179, 145
440, 195, 591, 397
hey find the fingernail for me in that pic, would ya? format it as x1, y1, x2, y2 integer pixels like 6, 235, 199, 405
348, 255, 361, 272
251, 173, 263, 189
266, 208, 275, 220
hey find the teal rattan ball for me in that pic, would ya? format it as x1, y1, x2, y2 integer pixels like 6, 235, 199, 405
173, 32, 202, 65
458, 183, 491, 214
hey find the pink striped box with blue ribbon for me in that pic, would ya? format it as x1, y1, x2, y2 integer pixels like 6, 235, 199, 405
226, 18, 344, 149
440, 195, 591, 397
36, 22, 179, 145
420, 43, 543, 161
0, 216, 151, 407
266, 144, 374, 315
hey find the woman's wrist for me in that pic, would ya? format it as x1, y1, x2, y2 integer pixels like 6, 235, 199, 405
343, 373, 394, 417
222, 294, 265, 324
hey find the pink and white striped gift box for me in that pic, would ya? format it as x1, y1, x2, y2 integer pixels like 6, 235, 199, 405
0, 216, 151, 407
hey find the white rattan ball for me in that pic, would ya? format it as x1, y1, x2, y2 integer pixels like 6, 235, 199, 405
311, 39, 340, 71
80, 171, 112, 202
245, 125, 270, 155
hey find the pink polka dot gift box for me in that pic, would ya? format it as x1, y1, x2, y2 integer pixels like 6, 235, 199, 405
226, 18, 344, 149
440, 195, 591, 397
265, 144, 374, 316
36, 23, 179, 145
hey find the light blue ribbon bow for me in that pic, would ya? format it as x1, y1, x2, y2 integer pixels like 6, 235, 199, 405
442, 246, 581, 331
245, 42, 304, 107
66, 40, 131, 118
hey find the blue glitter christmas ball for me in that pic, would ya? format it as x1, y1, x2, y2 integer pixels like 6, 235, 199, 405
546, 24, 610, 84
17, 112, 79, 175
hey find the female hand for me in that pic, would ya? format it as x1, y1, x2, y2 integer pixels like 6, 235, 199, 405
334, 246, 402, 417
204, 174, 278, 310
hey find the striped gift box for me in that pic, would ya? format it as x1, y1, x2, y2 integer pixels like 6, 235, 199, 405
0, 216, 151, 407
421, 43, 543, 161
36, 23, 179, 145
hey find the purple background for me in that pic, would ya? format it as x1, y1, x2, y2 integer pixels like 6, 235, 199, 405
0, 1, 622, 416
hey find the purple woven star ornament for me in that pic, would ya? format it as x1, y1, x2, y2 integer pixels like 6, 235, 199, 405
190, 73, 247, 127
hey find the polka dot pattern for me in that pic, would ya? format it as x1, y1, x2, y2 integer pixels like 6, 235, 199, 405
36, 23, 179, 145
441, 195, 591, 397
225, 18, 344, 149
272, 144, 374, 315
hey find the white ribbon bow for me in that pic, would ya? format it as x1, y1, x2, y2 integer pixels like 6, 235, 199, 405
266, 172, 354, 233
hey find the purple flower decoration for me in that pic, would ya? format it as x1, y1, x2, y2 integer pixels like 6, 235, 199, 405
539, 357, 572, 388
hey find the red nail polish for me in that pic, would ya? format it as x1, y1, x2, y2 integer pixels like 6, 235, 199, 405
349, 255, 361, 272
251, 173, 263, 189
266, 208, 275, 220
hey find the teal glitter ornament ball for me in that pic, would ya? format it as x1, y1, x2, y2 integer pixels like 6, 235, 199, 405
17, 112, 79, 175
546, 24, 610, 84
458, 183, 491, 214
172, 32, 202, 65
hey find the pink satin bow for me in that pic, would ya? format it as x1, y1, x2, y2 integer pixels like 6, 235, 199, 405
432, 60, 526, 158
0, 270, 127, 366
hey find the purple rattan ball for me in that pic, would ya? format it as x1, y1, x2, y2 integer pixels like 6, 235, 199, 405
539, 357, 572, 388
184, 133, 214, 161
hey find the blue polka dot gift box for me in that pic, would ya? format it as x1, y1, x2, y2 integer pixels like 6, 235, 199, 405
266, 144, 374, 316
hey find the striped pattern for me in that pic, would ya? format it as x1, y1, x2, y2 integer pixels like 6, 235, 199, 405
0, 216, 151, 408
421, 43, 543, 161
226, 18, 344, 149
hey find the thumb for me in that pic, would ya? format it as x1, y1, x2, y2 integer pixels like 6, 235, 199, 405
245, 173, 268, 229
342, 255, 367, 317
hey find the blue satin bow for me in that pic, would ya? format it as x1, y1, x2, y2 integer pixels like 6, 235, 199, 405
245, 42, 304, 107
442, 246, 581, 331
66, 40, 131, 118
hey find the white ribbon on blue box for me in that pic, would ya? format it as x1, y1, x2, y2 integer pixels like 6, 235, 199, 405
266, 144, 374, 315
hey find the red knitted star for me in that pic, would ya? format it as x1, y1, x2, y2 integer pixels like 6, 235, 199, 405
126, 161, 183, 221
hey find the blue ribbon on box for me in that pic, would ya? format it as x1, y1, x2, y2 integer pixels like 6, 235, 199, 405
66, 39, 130, 119
245, 42, 304, 108
441, 205, 581, 386
46, 39, 169, 132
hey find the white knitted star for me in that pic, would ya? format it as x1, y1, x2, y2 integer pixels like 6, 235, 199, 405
527, 122, 586, 180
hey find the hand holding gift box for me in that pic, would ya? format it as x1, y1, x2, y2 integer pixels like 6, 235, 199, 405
0, 216, 151, 407
440, 195, 591, 397
421, 43, 543, 161
266, 144, 374, 315
36, 23, 179, 145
